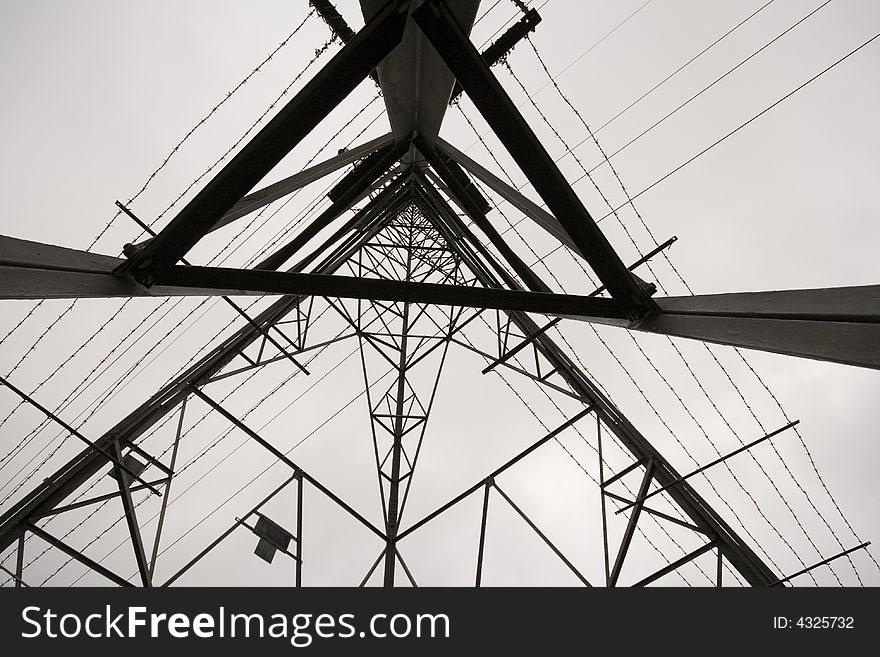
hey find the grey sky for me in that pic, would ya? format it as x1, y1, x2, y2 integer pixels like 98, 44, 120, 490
0, 0, 877, 586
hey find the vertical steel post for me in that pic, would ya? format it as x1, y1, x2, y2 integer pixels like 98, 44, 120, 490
113, 440, 152, 587
382, 218, 415, 587
475, 479, 492, 587
15, 534, 24, 588
609, 462, 655, 586
149, 397, 187, 578
597, 413, 611, 586
296, 473, 304, 587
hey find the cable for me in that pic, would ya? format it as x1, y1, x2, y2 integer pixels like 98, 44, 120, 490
567, 1, 832, 178
593, 0, 775, 135
0, 11, 333, 441
457, 88, 816, 581
485, 27, 880, 581
0, 88, 383, 502
86, 7, 318, 251
590, 31, 880, 222
523, 34, 855, 583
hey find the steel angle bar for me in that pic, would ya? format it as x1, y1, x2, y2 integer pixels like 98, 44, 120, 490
23, 523, 134, 587
614, 420, 800, 514
435, 137, 576, 254
256, 140, 412, 271
215, 133, 394, 230
492, 482, 592, 586
633, 540, 721, 587
121, 0, 410, 274
602, 490, 708, 535
412, 0, 653, 312
769, 542, 872, 586
152, 264, 629, 318
397, 406, 593, 541
609, 461, 655, 586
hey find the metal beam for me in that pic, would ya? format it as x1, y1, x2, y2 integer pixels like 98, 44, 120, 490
638, 286, 880, 370
609, 461, 655, 586
256, 140, 411, 271
449, 8, 542, 103
412, 0, 653, 311
120, 0, 409, 275
24, 524, 134, 587
360, 0, 480, 149
633, 540, 720, 587
769, 542, 872, 586
415, 142, 552, 293
0, 203, 391, 553
152, 264, 629, 318
435, 136, 578, 255
213, 133, 394, 231
431, 208, 779, 586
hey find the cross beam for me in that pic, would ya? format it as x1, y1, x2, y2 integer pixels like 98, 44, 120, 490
119, 0, 410, 275
411, 0, 654, 312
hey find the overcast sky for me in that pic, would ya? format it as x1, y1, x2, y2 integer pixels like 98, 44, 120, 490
0, 0, 878, 587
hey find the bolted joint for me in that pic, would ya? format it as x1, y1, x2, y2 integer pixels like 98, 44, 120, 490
132, 265, 157, 288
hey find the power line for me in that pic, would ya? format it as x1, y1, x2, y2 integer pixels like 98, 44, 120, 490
593, 0, 776, 135
86, 7, 318, 251
591, 31, 880, 222
569, 0, 833, 179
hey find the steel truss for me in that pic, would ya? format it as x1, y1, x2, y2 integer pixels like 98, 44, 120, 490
0, 0, 874, 587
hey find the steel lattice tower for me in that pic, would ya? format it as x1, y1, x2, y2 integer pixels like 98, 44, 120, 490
0, 0, 876, 588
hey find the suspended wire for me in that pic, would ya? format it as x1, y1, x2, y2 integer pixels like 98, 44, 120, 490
0, 10, 318, 352
463, 0, 659, 152
585, 31, 880, 224
0, 301, 44, 348
86, 7, 318, 251
592, 0, 776, 135
487, 25, 880, 581
0, 87, 388, 578
531, 0, 655, 95
0, 76, 383, 501
503, 58, 663, 285
521, 35, 854, 582
0, 16, 334, 431
565, 0, 833, 179
458, 60, 823, 581
3, 301, 78, 377
733, 350, 880, 574
473, 0, 503, 29
0, 300, 134, 433
131, 36, 339, 243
